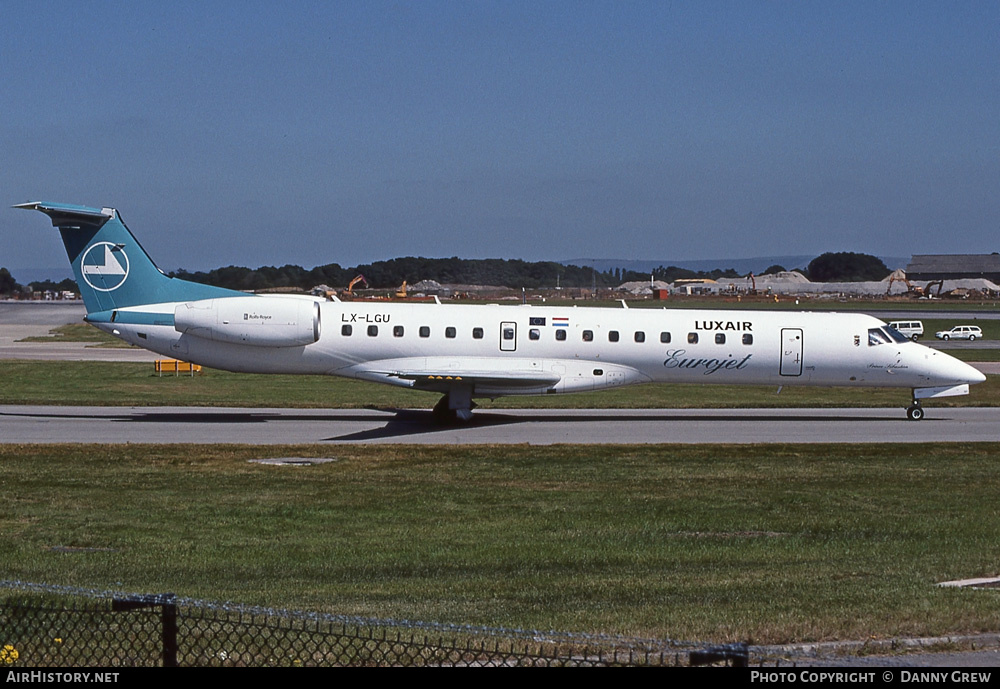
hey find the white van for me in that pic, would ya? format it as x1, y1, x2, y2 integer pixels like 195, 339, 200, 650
888, 321, 924, 341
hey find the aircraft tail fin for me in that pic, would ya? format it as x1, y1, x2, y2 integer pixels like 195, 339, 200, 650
15, 202, 241, 314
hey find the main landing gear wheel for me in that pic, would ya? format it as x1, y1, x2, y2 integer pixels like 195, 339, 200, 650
432, 392, 476, 424
906, 404, 925, 421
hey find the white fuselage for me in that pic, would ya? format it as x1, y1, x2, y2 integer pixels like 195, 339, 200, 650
96, 299, 984, 399
20, 200, 983, 417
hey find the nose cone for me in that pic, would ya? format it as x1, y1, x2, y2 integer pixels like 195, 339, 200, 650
932, 351, 987, 385
963, 362, 988, 385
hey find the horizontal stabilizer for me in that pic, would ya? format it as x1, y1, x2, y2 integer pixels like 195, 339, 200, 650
14, 201, 114, 228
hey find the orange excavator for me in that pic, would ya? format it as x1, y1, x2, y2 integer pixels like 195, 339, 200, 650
341, 274, 368, 299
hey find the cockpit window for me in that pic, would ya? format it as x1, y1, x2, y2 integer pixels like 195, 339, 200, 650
868, 327, 895, 346
883, 326, 910, 344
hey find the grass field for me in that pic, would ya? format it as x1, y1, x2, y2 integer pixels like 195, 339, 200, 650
914, 319, 1000, 341
947, 349, 1000, 362
2, 443, 1000, 643
0, 360, 996, 408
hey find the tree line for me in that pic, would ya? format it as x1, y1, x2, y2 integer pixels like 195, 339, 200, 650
1, 252, 890, 296
169, 258, 745, 291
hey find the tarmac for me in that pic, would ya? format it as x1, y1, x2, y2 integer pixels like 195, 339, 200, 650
3, 405, 999, 444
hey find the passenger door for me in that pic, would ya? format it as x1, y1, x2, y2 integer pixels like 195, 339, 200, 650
500, 321, 517, 352
780, 328, 803, 376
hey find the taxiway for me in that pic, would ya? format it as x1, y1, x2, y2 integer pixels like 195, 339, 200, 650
2, 405, 999, 444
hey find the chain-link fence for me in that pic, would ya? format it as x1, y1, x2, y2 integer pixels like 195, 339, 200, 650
0, 581, 750, 667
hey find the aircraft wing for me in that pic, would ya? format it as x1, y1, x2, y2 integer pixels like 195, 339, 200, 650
349, 356, 563, 394
387, 368, 561, 391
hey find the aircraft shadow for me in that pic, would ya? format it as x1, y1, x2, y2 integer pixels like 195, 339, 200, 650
0, 410, 380, 424
323, 409, 901, 442
323, 409, 522, 441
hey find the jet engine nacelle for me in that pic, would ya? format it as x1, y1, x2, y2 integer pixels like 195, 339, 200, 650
174, 296, 321, 347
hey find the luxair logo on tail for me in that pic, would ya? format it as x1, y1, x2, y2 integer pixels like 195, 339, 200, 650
81, 242, 130, 291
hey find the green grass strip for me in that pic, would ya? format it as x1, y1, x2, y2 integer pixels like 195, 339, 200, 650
2, 443, 1000, 644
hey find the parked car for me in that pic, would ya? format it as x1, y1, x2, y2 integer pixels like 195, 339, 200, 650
935, 325, 983, 341
888, 321, 924, 341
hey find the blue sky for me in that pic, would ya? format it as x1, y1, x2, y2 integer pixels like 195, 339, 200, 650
3, 1, 998, 277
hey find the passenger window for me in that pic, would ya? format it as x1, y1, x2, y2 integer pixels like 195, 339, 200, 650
609, 331, 619, 342
688, 333, 698, 344
715, 333, 725, 345
367, 325, 378, 337
419, 326, 430, 338
583, 330, 594, 342
445, 327, 456, 339
742, 334, 753, 345
393, 325, 404, 337
472, 327, 483, 339
634, 331, 645, 343
341, 324, 352, 336
555, 330, 567, 341
529, 329, 540, 340
660, 332, 671, 344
